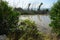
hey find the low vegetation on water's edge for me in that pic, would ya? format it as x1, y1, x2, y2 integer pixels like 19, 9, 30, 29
14, 8, 49, 15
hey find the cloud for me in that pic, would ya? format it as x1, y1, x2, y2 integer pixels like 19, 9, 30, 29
5, 0, 57, 9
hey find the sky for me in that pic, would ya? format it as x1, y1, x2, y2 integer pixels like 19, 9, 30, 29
5, 0, 57, 9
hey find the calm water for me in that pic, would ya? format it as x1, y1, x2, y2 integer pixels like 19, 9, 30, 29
19, 15, 51, 33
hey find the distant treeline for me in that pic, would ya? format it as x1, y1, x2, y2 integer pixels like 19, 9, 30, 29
14, 8, 49, 15
14, 3, 50, 15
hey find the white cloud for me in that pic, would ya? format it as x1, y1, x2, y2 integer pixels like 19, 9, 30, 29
5, 0, 57, 9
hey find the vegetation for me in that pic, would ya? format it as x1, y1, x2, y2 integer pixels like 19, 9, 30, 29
6, 19, 44, 40
14, 2, 49, 15
14, 8, 49, 15
1, 0, 59, 40
0, 1, 44, 40
50, 0, 60, 39
18, 19, 43, 40
0, 0, 20, 35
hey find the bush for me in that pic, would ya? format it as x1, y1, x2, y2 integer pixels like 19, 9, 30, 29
18, 19, 43, 40
50, 0, 60, 39
0, 0, 20, 35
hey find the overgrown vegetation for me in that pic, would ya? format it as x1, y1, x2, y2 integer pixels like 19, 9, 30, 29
50, 0, 60, 39
0, 0, 44, 40
1, 0, 60, 40
0, 0, 20, 35
18, 19, 44, 40
14, 4, 49, 15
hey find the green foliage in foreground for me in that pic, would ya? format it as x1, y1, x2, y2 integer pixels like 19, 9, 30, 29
0, 1, 43, 40
50, 0, 60, 35
13, 19, 43, 40
0, 1, 20, 35
0, 0, 50, 40
6, 19, 44, 40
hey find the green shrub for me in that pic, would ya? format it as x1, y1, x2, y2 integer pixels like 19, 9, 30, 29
0, 0, 20, 35
50, 0, 60, 35
19, 19, 43, 40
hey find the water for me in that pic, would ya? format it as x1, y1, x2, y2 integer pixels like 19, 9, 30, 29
19, 15, 51, 33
